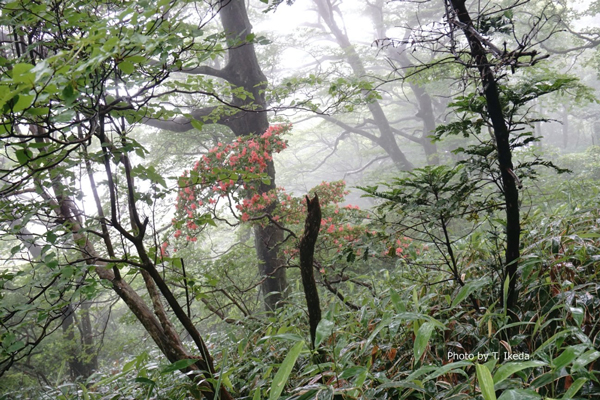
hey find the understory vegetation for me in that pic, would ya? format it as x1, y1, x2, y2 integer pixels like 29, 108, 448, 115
2, 149, 599, 400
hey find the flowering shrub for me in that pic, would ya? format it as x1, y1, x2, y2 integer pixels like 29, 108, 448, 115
171, 125, 289, 239
166, 125, 412, 265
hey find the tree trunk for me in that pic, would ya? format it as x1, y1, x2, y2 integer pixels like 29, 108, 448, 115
449, 0, 521, 313
61, 303, 97, 380
46, 170, 232, 399
9, 217, 97, 380
144, 0, 288, 310
299, 195, 322, 349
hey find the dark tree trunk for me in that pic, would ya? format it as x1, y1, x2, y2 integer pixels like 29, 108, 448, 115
299, 195, 322, 349
11, 219, 97, 380
49, 171, 232, 400
415, 88, 440, 165
60, 303, 97, 380
145, 0, 288, 310
219, 0, 287, 310
449, 0, 521, 313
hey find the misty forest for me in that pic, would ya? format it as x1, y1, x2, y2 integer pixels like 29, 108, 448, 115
1, 0, 599, 398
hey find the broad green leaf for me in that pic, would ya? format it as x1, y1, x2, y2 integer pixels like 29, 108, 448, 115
422, 360, 472, 382
476, 363, 496, 400
562, 377, 586, 399
363, 312, 391, 353
134, 377, 155, 385
15, 148, 33, 165
257, 333, 303, 344
12, 94, 35, 112
552, 346, 578, 370
11, 63, 34, 77
118, 61, 135, 74
269, 340, 304, 400
160, 358, 197, 373
568, 307, 584, 327
26, 107, 49, 116
390, 288, 405, 313
572, 349, 600, 371
314, 318, 335, 347
338, 366, 366, 380
493, 361, 546, 385
497, 389, 541, 400
452, 282, 474, 307
530, 371, 562, 389
6, 341, 25, 353
125, 55, 147, 64
191, 119, 204, 130
413, 322, 434, 361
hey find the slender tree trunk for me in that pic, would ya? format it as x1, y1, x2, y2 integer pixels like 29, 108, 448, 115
299, 195, 322, 349
449, 0, 521, 312
61, 304, 97, 380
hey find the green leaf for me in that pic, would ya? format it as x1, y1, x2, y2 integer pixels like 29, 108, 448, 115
493, 361, 546, 386
258, 333, 304, 344
269, 340, 304, 400
12, 94, 35, 112
552, 346, 578, 370
452, 282, 475, 307
15, 148, 33, 165
12, 63, 34, 77
497, 389, 541, 400
562, 377, 587, 399
160, 358, 197, 374
338, 366, 367, 380
190, 119, 204, 130
6, 340, 25, 353
363, 312, 392, 353
413, 322, 434, 361
422, 360, 472, 382
572, 349, 600, 371
568, 307, 584, 327
389, 289, 405, 313
125, 55, 147, 64
314, 319, 334, 347
134, 377, 155, 385
118, 61, 135, 74
476, 363, 497, 400
46, 231, 57, 244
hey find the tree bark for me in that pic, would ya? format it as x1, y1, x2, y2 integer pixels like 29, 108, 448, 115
449, 0, 521, 312
144, 0, 288, 310
299, 195, 322, 349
